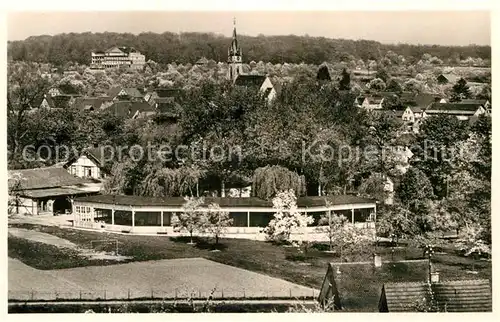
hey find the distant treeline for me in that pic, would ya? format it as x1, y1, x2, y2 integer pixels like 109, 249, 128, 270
7, 32, 491, 66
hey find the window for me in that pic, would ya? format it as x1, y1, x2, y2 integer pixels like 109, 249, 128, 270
83, 166, 93, 178
70, 165, 77, 175
76, 206, 80, 213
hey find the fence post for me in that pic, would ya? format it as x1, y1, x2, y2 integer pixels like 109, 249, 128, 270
221, 289, 224, 299
30, 290, 34, 300
128, 289, 130, 300
151, 289, 154, 299
104, 290, 106, 300
175, 289, 177, 300
198, 290, 201, 299
243, 289, 245, 299
289, 289, 292, 298
80, 290, 82, 300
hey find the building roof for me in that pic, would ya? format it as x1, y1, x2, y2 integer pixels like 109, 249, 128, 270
107, 87, 144, 99
195, 57, 209, 65
105, 101, 155, 118
365, 96, 384, 105
379, 282, 430, 312
73, 194, 376, 209
437, 74, 460, 83
234, 74, 267, 87
154, 98, 182, 116
8, 167, 90, 191
42, 95, 73, 109
380, 279, 492, 312
426, 103, 483, 115
412, 93, 443, 108
72, 97, 112, 111
459, 99, 489, 105
20, 187, 92, 199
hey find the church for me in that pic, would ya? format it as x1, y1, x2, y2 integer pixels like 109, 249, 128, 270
227, 20, 280, 102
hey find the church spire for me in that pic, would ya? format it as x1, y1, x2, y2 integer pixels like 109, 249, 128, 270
229, 17, 241, 56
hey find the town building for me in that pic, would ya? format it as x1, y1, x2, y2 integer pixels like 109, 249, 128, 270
91, 46, 146, 70
72, 194, 377, 236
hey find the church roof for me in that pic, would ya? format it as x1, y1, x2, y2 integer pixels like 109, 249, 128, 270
234, 74, 267, 87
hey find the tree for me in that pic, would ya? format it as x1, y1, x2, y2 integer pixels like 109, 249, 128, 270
7, 62, 50, 163
397, 167, 434, 207
316, 65, 331, 81
456, 222, 491, 270
339, 68, 350, 90
330, 219, 373, 262
316, 209, 347, 251
375, 69, 389, 83
368, 78, 386, 91
264, 190, 313, 243
172, 197, 205, 244
385, 78, 403, 93
252, 166, 306, 200
376, 205, 416, 244
450, 77, 472, 102
203, 203, 233, 246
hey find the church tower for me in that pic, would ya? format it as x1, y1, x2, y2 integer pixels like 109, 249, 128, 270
228, 18, 243, 81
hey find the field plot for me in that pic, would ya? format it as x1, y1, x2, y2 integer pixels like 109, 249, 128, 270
9, 257, 318, 301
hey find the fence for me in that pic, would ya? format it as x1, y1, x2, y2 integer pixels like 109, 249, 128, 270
8, 288, 318, 302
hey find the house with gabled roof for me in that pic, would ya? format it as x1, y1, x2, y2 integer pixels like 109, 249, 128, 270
105, 101, 155, 119
437, 73, 460, 84
39, 95, 74, 110
361, 96, 385, 111
234, 74, 280, 102
72, 96, 113, 111
424, 102, 487, 121
107, 86, 145, 102
64, 147, 111, 180
144, 88, 183, 106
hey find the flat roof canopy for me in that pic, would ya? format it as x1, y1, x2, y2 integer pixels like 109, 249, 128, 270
74, 194, 377, 210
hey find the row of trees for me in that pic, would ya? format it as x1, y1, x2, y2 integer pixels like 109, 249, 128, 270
8, 32, 491, 66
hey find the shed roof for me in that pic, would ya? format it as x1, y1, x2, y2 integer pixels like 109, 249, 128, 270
19, 187, 92, 199
107, 87, 144, 99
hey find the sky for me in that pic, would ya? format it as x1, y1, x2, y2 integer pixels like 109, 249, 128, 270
7, 11, 490, 46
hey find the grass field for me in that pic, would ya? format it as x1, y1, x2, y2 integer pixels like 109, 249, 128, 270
8, 223, 492, 311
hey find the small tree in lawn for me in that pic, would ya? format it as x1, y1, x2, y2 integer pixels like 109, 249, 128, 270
172, 196, 205, 244
376, 205, 416, 245
264, 189, 314, 244
334, 223, 373, 262
204, 203, 233, 246
316, 211, 348, 252
456, 222, 491, 271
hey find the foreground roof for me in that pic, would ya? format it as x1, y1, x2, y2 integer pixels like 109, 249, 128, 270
380, 279, 492, 312
74, 194, 376, 208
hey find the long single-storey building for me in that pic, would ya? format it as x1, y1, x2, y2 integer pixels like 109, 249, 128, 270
72, 194, 377, 235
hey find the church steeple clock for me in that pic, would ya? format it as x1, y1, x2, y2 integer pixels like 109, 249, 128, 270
228, 18, 243, 81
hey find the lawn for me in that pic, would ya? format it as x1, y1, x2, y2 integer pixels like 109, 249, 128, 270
8, 223, 492, 312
